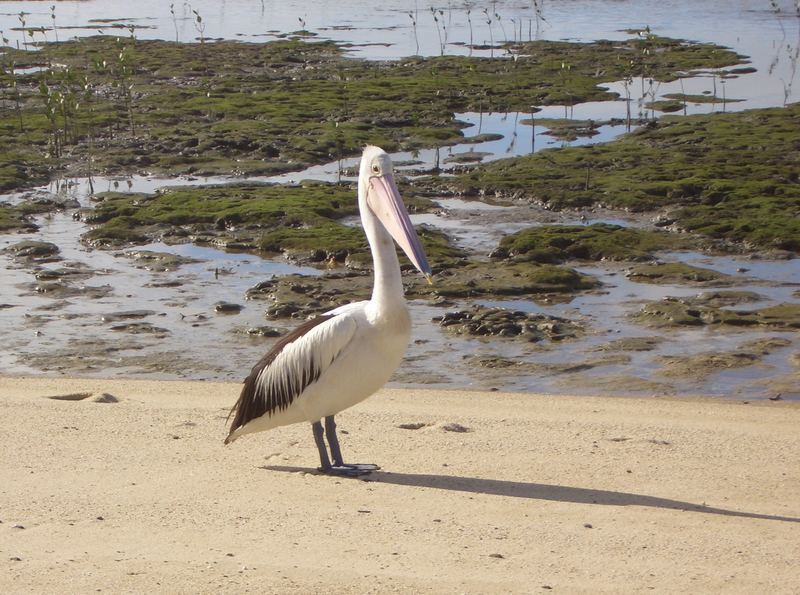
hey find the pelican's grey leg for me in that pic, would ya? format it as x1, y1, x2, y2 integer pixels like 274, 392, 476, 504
312, 421, 331, 471
325, 415, 344, 466
323, 415, 380, 476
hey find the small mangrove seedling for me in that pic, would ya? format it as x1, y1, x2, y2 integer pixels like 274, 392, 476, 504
17, 12, 27, 50
439, 10, 448, 54
482, 8, 494, 57
38, 77, 62, 157
532, 0, 546, 37
466, 9, 473, 55
431, 8, 444, 56
559, 61, 574, 118
50, 4, 59, 43
101, 33, 138, 135
408, 11, 419, 55
192, 8, 207, 69
495, 11, 507, 44
169, 3, 179, 42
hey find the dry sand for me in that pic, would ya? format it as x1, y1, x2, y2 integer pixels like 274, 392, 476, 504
1, 375, 798, 594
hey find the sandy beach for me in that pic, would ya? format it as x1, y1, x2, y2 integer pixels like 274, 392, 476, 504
0, 375, 798, 594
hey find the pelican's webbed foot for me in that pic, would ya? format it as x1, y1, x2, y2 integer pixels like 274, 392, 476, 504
311, 416, 379, 476
322, 463, 380, 477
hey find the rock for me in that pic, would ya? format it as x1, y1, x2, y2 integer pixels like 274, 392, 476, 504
443, 151, 492, 164
397, 422, 428, 430
27, 282, 114, 300
241, 326, 283, 337
2, 240, 60, 261
45, 391, 118, 403
125, 250, 200, 272
265, 303, 302, 319
440, 422, 471, 433
592, 336, 665, 352
46, 392, 92, 401
110, 322, 170, 335
214, 301, 244, 314
101, 310, 156, 322
435, 306, 582, 342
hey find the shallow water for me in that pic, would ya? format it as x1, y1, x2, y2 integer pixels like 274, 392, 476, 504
2, 0, 798, 109
475, 257, 799, 399
1, 0, 798, 398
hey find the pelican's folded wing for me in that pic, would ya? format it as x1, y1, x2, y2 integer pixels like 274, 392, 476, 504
225, 313, 358, 442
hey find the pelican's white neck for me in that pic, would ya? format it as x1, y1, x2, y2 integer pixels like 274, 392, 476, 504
357, 146, 417, 321
364, 205, 406, 311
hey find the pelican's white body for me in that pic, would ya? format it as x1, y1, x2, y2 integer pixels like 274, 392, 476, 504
226, 146, 424, 443
229, 299, 411, 440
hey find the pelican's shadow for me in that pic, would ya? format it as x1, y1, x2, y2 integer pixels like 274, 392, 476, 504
265, 465, 800, 524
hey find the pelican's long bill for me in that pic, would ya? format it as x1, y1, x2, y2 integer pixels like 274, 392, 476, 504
366, 172, 433, 283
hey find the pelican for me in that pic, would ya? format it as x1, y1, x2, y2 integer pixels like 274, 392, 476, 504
225, 146, 432, 476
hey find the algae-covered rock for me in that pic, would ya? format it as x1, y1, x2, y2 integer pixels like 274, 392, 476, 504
2, 240, 61, 260
466, 353, 630, 374
431, 261, 598, 298
655, 351, 762, 380
0, 204, 40, 232
125, 250, 201, 271
632, 296, 800, 329
624, 262, 733, 285
434, 306, 583, 342
246, 272, 372, 319
654, 333, 792, 382
591, 336, 665, 352
498, 223, 693, 264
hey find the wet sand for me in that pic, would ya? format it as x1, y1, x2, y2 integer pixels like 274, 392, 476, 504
1, 375, 798, 593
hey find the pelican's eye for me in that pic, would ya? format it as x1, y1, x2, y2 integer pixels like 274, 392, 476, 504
371, 163, 380, 175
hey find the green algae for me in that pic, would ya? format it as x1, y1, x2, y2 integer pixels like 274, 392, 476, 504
496, 223, 693, 263
0, 199, 60, 232
447, 103, 800, 253
0, 34, 744, 192
431, 261, 598, 298
79, 181, 465, 266
0, 205, 34, 231
82, 183, 358, 251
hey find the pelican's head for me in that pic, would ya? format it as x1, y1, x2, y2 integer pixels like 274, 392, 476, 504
359, 146, 433, 283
